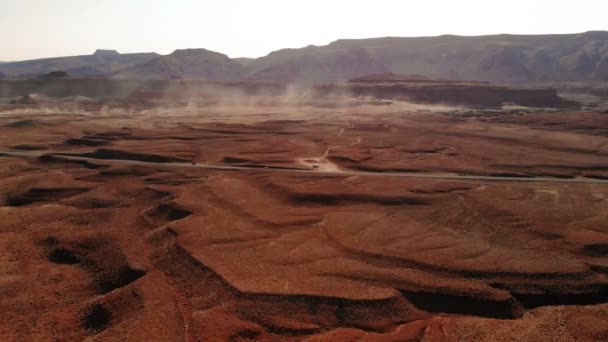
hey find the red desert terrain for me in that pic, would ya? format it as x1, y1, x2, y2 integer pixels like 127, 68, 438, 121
1, 90, 608, 341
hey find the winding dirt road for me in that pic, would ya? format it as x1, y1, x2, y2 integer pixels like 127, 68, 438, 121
2, 149, 608, 184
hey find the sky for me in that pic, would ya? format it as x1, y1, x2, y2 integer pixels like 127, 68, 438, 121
1, 0, 607, 61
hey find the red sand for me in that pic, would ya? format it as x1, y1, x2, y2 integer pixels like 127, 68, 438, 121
1, 98, 608, 341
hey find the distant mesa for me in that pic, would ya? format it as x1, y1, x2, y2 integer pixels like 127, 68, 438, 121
313, 73, 576, 108
93, 49, 120, 56
111, 48, 245, 80
169, 48, 214, 56
38, 71, 71, 79
0, 49, 157, 78
348, 73, 490, 85
349, 73, 431, 83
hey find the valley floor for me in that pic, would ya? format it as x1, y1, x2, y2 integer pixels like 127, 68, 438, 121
1, 98, 608, 341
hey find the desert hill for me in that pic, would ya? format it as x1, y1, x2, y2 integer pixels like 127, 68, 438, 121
111, 49, 245, 80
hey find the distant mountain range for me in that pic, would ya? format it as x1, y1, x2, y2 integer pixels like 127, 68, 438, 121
1, 32, 608, 84
0, 49, 158, 78
112, 49, 245, 80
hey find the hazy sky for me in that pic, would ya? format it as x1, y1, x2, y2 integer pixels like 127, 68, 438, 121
1, 0, 607, 61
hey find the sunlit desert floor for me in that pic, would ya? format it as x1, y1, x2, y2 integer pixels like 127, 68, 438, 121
1, 98, 608, 341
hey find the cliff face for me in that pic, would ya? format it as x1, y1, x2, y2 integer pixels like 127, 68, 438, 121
248, 32, 608, 84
